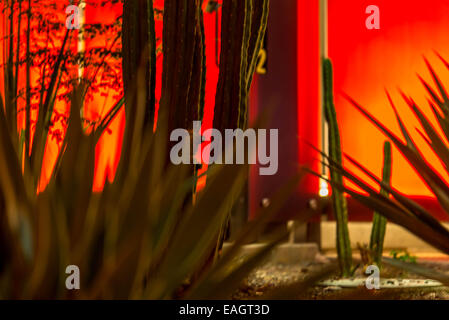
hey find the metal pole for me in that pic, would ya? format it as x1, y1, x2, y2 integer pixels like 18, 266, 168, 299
319, 0, 329, 198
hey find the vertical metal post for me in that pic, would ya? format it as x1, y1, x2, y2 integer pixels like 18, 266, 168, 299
319, 0, 329, 199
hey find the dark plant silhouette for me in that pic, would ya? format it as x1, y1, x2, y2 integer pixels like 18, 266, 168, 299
317, 54, 449, 256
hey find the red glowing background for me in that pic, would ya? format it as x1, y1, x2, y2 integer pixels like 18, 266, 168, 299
329, 0, 449, 220
1, 1, 223, 192
2, 1, 449, 220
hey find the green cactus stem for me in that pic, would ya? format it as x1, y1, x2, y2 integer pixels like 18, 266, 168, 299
323, 58, 353, 277
370, 141, 392, 266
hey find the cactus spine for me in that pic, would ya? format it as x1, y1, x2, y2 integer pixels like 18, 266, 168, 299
323, 58, 353, 277
370, 141, 392, 266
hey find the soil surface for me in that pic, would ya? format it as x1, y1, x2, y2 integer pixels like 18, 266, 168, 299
233, 258, 449, 300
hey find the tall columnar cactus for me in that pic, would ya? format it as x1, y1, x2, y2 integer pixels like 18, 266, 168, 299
120, 0, 158, 181
122, 0, 157, 131
202, 0, 269, 262
121, 0, 206, 179
370, 141, 392, 266
323, 58, 353, 277
213, 0, 270, 132
159, 0, 206, 133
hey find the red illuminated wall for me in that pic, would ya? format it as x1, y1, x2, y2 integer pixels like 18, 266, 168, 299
0, 1, 222, 192
82, 3, 124, 191
328, 0, 449, 220
0, 2, 78, 191
6, 1, 446, 222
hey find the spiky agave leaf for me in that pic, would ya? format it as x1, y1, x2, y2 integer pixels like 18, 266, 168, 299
0, 78, 303, 300
307, 144, 449, 255
344, 90, 449, 216
0, 93, 304, 299
314, 55, 449, 260
0, 0, 310, 301
185, 170, 311, 299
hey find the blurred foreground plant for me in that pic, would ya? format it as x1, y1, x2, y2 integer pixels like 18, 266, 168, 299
0, 80, 309, 299
0, 0, 323, 300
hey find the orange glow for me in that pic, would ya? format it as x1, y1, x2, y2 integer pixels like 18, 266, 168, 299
329, 0, 449, 197
83, 3, 125, 191
0, 1, 220, 192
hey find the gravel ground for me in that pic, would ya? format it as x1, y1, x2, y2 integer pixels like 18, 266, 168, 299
233, 259, 449, 300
